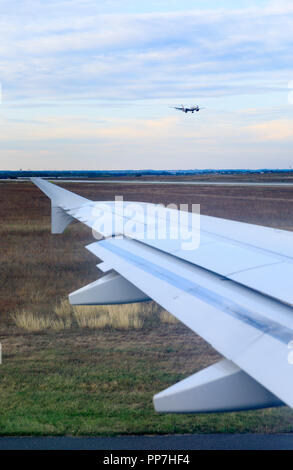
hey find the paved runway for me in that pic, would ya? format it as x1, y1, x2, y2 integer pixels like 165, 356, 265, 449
50, 179, 293, 186
4, 178, 293, 186
1, 434, 293, 450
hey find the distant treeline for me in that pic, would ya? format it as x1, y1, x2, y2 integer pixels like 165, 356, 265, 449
1, 169, 293, 179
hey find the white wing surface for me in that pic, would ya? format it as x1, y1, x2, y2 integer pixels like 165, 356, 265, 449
31, 178, 293, 413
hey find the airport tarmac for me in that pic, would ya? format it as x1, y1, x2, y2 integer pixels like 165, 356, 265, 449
44, 179, 293, 186
3, 178, 293, 186
1, 434, 293, 450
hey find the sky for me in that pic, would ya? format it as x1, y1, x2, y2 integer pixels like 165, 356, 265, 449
0, 0, 293, 170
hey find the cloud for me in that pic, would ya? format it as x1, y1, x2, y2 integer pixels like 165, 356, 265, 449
0, 115, 185, 141
1, 111, 293, 170
2, 111, 292, 147
247, 119, 293, 141
1, 2, 293, 101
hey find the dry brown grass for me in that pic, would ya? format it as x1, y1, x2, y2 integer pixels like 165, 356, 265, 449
12, 297, 74, 332
74, 311, 109, 329
107, 304, 144, 329
10, 297, 174, 332
11, 310, 71, 332
70, 301, 164, 330
160, 310, 179, 324
73, 305, 144, 329
54, 298, 73, 317
11, 298, 168, 332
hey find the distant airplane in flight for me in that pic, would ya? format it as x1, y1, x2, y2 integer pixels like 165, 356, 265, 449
171, 105, 205, 114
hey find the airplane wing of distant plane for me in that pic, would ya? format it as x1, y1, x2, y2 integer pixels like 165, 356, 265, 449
31, 177, 293, 413
170, 106, 186, 112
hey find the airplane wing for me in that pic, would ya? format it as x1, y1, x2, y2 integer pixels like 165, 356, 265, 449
31, 177, 293, 413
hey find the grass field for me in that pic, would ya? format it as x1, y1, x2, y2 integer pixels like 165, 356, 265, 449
1, 179, 293, 435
